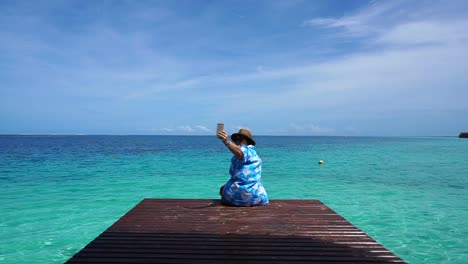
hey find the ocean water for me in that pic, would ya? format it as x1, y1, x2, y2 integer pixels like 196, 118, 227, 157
0, 135, 467, 263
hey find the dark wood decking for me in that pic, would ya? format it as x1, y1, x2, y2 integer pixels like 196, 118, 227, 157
66, 199, 406, 263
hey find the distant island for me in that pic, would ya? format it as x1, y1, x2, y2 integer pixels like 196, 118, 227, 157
459, 132, 468, 138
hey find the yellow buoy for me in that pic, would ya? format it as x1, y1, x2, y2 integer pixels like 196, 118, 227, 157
318, 160, 324, 165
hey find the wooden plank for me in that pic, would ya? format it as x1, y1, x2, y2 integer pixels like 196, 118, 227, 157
66, 199, 406, 263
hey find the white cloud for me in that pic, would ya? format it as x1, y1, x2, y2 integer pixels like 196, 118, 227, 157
303, 0, 468, 44
141, 125, 213, 134
194, 125, 212, 133
303, 17, 360, 30
375, 20, 468, 46
143, 128, 174, 132
303, 1, 399, 36
188, 38, 468, 119
177, 126, 195, 132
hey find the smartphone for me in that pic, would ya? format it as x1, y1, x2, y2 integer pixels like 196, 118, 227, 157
216, 123, 224, 133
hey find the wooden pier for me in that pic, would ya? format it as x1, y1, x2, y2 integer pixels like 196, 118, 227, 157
66, 199, 406, 263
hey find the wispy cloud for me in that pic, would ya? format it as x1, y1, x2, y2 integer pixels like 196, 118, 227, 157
303, 1, 400, 36
303, 17, 362, 32
375, 20, 468, 46
303, 0, 468, 45
142, 125, 213, 135
194, 125, 212, 133
145, 127, 174, 133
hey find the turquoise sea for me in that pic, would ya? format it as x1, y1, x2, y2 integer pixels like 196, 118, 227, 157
1, 135, 467, 263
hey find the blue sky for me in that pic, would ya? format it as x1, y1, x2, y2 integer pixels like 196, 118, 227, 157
1, 0, 467, 136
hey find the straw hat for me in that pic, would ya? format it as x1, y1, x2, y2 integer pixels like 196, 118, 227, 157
231, 128, 256, 146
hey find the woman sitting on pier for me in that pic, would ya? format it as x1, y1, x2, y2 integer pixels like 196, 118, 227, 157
217, 128, 269, 206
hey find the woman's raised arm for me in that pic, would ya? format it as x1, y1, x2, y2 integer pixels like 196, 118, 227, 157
217, 130, 243, 159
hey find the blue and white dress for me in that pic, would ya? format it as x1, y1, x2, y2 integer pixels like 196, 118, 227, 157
220, 145, 269, 206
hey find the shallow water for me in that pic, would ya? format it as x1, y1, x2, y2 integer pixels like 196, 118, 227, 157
1, 135, 467, 263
